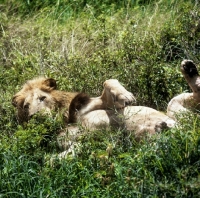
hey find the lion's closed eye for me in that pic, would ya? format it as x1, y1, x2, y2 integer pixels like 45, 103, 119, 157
39, 96, 46, 102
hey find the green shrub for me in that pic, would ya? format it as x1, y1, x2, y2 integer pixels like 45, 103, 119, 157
0, 0, 200, 197
12, 112, 64, 155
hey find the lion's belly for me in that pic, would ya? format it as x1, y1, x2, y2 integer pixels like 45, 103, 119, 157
80, 110, 115, 130
79, 106, 175, 138
122, 106, 175, 139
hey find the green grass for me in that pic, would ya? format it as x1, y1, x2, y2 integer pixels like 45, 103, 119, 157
0, 0, 200, 197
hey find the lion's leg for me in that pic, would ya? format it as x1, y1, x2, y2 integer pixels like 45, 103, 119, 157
69, 79, 136, 122
181, 60, 200, 101
52, 126, 82, 160
100, 79, 136, 109
167, 93, 194, 119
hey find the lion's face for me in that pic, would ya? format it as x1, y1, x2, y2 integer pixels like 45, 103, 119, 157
23, 89, 55, 116
12, 78, 57, 123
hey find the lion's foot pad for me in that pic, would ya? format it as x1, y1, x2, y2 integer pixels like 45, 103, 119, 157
181, 59, 199, 77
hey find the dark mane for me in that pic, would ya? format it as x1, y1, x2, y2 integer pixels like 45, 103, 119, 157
68, 93, 91, 123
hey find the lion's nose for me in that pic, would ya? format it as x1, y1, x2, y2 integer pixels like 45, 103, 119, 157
23, 103, 30, 111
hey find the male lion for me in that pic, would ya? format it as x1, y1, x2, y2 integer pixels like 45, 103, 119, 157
167, 60, 200, 119
12, 77, 135, 124
12, 77, 175, 156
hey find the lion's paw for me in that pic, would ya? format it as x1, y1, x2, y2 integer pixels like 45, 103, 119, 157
181, 60, 200, 101
181, 59, 198, 77
103, 79, 136, 108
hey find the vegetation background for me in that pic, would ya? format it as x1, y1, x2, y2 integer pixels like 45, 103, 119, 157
0, 0, 200, 197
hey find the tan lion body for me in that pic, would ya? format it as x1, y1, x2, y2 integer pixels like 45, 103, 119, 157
80, 106, 175, 140
13, 77, 176, 157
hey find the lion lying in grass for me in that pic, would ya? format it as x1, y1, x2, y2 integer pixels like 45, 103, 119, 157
167, 60, 200, 119
12, 77, 175, 157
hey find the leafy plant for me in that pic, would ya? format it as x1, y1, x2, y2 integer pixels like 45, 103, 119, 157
0, 0, 200, 197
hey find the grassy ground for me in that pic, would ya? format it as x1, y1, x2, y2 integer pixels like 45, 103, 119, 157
0, 0, 200, 197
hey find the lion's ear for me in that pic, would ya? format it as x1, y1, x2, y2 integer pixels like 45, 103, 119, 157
44, 78, 57, 90
12, 96, 17, 107
12, 95, 24, 108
